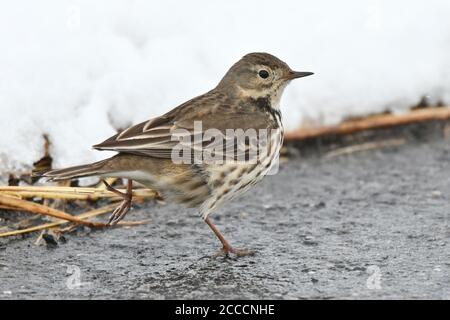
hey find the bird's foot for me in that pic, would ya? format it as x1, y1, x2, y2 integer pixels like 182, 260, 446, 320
102, 179, 133, 225
214, 245, 255, 258
108, 197, 132, 225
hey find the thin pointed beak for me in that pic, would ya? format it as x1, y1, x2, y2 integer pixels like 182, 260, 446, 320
286, 71, 314, 80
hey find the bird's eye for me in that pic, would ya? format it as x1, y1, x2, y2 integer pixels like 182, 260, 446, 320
258, 70, 270, 79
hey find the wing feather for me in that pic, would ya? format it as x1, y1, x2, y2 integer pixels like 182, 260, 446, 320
93, 91, 279, 159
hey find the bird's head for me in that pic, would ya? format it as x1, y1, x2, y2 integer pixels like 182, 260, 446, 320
217, 52, 313, 108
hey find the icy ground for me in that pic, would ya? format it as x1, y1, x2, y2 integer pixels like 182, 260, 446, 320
1, 1, 450, 173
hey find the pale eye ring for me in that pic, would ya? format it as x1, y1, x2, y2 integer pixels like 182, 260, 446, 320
258, 69, 270, 79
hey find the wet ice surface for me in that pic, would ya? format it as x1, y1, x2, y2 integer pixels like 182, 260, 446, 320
1, 139, 449, 299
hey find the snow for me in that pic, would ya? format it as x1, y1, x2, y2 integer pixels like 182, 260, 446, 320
0, 0, 449, 173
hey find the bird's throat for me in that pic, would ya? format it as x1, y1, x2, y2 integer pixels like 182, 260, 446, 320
238, 84, 286, 111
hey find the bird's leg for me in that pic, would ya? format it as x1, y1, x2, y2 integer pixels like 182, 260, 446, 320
204, 217, 254, 257
102, 179, 133, 225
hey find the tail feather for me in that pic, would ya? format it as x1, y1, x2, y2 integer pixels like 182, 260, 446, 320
41, 159, 110, 181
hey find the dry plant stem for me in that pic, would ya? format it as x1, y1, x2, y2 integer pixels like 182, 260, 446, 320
0, 203, 151, 237
96, 177, 117, 189
285, 107, 450, 141
325, 138, 406, 158
58, 218, 151, 233
0, 186, 157, 201
56, 224, 79, 234
34, 230, 45, 245
0, 203, 117, 237
0, 204, 22, 211
0, 194, 106, 228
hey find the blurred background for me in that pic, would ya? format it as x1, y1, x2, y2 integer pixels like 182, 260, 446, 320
1, 0, 449, 173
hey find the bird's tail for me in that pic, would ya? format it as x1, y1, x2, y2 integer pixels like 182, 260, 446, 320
40, 158, 111, 181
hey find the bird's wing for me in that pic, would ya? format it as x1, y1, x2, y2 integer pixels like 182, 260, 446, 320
93, 116, 178, 158
93, 92, 278, 159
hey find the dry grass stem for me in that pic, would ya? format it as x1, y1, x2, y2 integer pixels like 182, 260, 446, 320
325, 138, 406, 158
0, 186, 157, 201
0, 194, 107, 228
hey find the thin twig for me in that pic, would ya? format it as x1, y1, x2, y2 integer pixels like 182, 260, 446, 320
0, 204, 22, 211
0, 202, 151, 237
285, 107, 450, 141
57, 218, 151, 233
0, 194, 106, 228
324, 138, 406, 158
0, 203, 118, 237
95, 177, 117, 190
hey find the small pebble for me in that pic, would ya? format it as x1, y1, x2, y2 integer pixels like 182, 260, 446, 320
431, 190, 442, 198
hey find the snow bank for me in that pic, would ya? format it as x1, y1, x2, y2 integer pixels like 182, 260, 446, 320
1, 0, 449, 173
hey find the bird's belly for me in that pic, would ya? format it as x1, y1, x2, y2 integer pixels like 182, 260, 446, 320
201, 129, 283, 217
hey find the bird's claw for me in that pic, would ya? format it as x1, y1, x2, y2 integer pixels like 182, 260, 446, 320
107, 197, 132, 226
103, 179, 133, 226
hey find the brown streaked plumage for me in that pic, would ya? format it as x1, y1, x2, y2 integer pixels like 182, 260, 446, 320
43, 52, 313, 256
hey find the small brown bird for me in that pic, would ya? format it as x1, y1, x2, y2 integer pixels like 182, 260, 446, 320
43, 53, 313, 256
